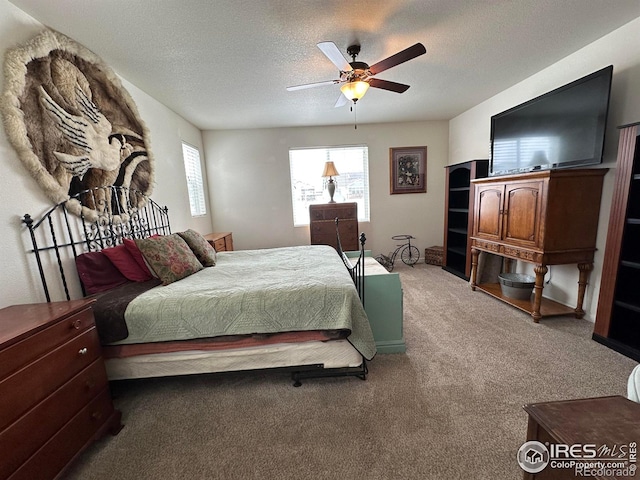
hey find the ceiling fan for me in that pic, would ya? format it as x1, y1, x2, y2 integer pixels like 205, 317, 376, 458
287, 41, 426, 107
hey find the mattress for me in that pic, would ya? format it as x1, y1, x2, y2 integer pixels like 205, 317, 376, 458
104, 339, 363, 380
109, 245, 376, 360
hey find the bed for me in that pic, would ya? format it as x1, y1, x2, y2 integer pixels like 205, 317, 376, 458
22, 186, 375, 386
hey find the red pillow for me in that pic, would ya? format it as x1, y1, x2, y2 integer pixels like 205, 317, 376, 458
123, 238, 153, 277
102, 244, 153, 282
75, 251, 130, 295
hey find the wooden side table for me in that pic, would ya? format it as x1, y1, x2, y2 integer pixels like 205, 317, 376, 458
522, 396, 640, 479
204, 232, 234, 251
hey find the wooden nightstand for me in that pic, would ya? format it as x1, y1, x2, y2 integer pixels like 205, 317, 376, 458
204, 232, 234, 251
0, 299, 122, 479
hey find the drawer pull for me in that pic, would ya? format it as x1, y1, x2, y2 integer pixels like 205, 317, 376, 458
91, 411, 103, 421
78, 347, 88, 356
71, 319, 82, 330
85, 378, 96, 390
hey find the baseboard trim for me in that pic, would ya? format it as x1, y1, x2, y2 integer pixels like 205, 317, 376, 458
442, 265, 469, 281
375, 339, 406, 354
592, 333, 640, 362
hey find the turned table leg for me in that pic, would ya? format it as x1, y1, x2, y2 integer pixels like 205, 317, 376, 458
575, 262, 593, 319
470, 247, 479, 290
532, 264, 548, 323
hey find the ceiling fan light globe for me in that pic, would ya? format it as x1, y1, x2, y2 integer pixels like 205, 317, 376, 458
340, 80, 370, 101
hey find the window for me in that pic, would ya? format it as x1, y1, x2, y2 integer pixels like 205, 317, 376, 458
182, 142, 206, 216
289, 145, 370, 226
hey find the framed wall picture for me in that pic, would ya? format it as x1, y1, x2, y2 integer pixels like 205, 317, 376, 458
389, 146, 427, 194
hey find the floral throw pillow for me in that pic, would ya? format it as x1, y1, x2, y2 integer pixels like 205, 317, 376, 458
177, 229, 217, 267
135, 234, 203, 285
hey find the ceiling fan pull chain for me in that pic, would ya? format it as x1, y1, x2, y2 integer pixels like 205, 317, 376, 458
353, 102, 358, 129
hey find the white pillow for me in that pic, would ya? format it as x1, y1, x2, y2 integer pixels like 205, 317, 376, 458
628, 364, 640, 403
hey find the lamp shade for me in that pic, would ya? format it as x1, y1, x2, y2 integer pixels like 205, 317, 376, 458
321, 161, 339, 178
340, 80, 370, 101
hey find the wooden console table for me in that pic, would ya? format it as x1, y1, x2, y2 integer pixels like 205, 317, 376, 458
523, 396, 640, 479
469, 169, 607, 322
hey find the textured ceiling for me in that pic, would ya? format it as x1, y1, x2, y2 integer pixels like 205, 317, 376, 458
9, 0, 640, 130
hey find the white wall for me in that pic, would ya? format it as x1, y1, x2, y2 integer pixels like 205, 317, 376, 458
0, 0, 211, 307
203, 121, 449, 256
449, 17, 640, 321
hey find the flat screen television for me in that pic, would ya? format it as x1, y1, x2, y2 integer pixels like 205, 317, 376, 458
489, 65, 613, 176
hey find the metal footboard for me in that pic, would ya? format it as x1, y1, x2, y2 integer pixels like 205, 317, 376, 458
334, 218, 366, 307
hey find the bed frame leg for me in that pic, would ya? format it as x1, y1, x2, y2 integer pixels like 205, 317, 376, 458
290, 358, 368, 387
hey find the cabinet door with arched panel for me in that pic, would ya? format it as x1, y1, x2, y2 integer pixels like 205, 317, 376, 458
473, 185, 504, 242
502, 181, 544, 248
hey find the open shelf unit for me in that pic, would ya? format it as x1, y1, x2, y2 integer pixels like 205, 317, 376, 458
442, 159, 488, 279
594, 122, 640, 361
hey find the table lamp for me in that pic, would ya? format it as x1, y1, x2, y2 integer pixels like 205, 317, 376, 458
322, 161, 339, 203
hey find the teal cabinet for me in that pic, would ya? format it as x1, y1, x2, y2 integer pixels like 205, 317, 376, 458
347, 252, 405, 353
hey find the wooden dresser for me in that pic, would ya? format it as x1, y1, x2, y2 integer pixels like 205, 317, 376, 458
0, 299, 122, 480
309, 202, 359, 251
204, 232, 234, 251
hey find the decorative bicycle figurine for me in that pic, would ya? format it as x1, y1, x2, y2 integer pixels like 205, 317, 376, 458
375, 235, 420, 272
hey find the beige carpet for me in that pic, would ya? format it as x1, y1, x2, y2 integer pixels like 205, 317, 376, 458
63, 264, 638, 480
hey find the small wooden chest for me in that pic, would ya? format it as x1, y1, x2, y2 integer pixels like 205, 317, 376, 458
425, 246, 443, 265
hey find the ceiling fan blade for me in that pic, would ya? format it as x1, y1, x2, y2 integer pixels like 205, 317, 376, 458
317, 41, 352, 71
286, 79, 341, 91
368, 43, 426, 75
368, 78, 410, 93
334, 94, 349, 108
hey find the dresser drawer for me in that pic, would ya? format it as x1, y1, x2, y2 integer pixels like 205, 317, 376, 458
213, 238, 226, 251
338, 221, 358, 234
310, 205, 357, 221
0, 327, 101, 430
310, 219, 357, 234
0, 359, 108, 479
0, 307, 94, 380
310, 221, 332, 235
8, 389, 116, 480
311, 234, 338, 246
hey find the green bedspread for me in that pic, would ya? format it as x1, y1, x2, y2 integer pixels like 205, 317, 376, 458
115, 245, 376, 360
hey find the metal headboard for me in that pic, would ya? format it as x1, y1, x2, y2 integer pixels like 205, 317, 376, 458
335, 218, 366, 306
23, 186, 170, 302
